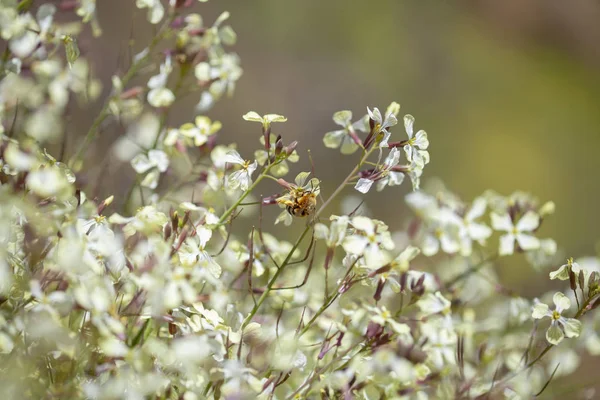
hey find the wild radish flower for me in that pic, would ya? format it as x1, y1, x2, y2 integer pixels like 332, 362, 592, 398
549, 258, 580, 281
242, 111, 287, 129
366, 106, 397, 148
224, 150, 257, 191
165, 116, 222, 147
366, 304, 411, 336
532, 292, 582, 345
421, 212, 463, 256
355, 148, 401, 194
131, 149, 169, 189
390, 245, 420, 273
343, 216, 394, 270
402, 114, 429, 168
491, 211, 541, 255
323, 110, 363, 155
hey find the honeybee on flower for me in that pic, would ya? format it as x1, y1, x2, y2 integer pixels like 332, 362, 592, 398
274, 172, 320, 225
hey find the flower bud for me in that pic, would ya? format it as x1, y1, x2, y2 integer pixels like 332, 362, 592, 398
284, 141, 298, 156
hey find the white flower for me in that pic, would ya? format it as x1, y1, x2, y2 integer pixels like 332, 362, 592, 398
323, 110, 362, 155
131, 150, 169, 189
549, 258, 579, 281
178, 226, 221, 279
367, 106, 397, 148
390, 245, 420, 273
242, 111, 287, 129
368, 305, 411, 335
165, 116, 222, 147
532, 292, 582, 345
491, 211, 540, 255
403, 114, 429, 168
224, 150, 258, 191
342, 216, 394, 269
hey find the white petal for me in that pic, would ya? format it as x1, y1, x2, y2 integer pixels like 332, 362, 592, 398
467, 223, 492, 241
440, 234, 460, 254
323, 130, 344, 149
340, 136, 359, 155
354, 178, 373, 194
363, 244, 385, 269
403, 114, 415, 138
263, 114, 287, 123
384, 148, 401, 168
413, 130, 429, 149
351, 216, 375, 235
421, 234, 439, 257
342, 235, 369, 255
466, 197, 487, 221
313, 223, 329, 240
553, 292, 571, 312
197, 227, 213, 248
491, 213, 513, 232
516, 234, 540, 251
148, 150, 169, 172
560, 317, 582, 338
140, 169, 159, 189
516, 211, 540, 232
332, 110, 352, 126
242, 111, 262, 122
131, 153, 153, 173
224, 150, 244, 165
294, 171, 311, 187
546, 323, 564, 345
549, 264, 570, 281
499, 234, 515, 256
532, 302, 550, 319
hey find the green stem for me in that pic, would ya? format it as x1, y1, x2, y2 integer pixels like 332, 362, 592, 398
240, 148, 376, 329
241, 225, 311, 329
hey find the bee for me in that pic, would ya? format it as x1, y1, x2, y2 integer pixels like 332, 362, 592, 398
275, 174, 320, 219
282, 189, 317, 217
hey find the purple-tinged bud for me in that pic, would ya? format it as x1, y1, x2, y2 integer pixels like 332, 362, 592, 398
373, 278, 386, 302
284, 140, 298, 156
275, 135, 283, 155
263, 126, 271, 150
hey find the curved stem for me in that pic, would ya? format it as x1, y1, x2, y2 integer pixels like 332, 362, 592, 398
241, 225, 311, 329
241, 148, 377, 329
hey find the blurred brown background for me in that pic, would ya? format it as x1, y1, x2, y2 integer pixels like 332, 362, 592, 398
77, 0, 600, 294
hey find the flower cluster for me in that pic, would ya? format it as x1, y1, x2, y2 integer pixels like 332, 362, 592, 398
0, 1, 598, 399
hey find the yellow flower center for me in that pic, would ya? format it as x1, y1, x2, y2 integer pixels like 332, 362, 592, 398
552, 310, 561, 320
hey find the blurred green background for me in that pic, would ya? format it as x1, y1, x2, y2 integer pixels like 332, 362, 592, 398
83, 0, 600, 293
